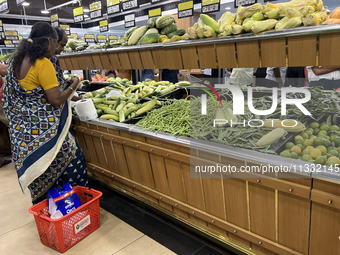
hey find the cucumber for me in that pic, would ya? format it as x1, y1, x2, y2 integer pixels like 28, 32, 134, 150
161, 24, 178, 35
138, 33, 160, 45
119, 109, 125, 122
124, 26, 139, 40
116, 101, 126, 112
100, 114, 119, 121
112, 97, 121, 110
103, 109, 119, 116
124, 106, 138, 118
147, 17, 158, 28
167, 29, 186, 39
159, 85, 175, 95
156, 14, 176, 29
136, 99, 157, 115
128, 26, 148, 46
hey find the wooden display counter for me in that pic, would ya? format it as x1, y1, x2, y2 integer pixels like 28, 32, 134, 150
71, 118, 340, 255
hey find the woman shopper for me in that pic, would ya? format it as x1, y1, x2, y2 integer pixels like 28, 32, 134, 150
1, 22, 87, 204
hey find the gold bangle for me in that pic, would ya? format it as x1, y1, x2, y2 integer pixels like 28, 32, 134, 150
69, 87, 74, 91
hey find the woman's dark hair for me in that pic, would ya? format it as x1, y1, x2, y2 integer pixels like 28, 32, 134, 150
12, 22, 58, 75
54, 27, 65, 43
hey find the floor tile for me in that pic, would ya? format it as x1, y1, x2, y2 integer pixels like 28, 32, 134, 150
0, 187, 34, 236
114, 235, 176, 255
0, 209, 144, 255
193, 245, 230, 255
0, 162, 18, 193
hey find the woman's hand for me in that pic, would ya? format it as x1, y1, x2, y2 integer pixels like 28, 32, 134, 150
71, 76, 80, 85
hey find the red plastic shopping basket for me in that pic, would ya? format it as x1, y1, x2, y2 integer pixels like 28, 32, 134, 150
28, 186, 102, 253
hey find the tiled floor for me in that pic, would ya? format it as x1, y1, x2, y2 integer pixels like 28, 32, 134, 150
0, 162, 175, 255
0, 160, 233, 255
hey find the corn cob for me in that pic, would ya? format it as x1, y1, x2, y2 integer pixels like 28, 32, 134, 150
215, 108, 226, 127
252, 12, 265, 21
315, 11, 328, 23
200, 14, 219, 33
223, 107, 238, 127
286, 8, 302, 18
251, 19, 278, 34
231, 24, 243, 35
194, 22, 205, 38
265, 9, 281, 19
203, 25, 217, 37
275, 16, 290, 29
263, 120, 306, 132
235, 5, 244, 25
301, 6, 315, 16
303, 14, 318, 26
256, 128, 286, 146
277, 17, 302, 30
267, 3, 280, 10
243, 19, 258, 32
238, 3, 264, 19
220, 25, 232, 36
278, 1, 307, 16
186, 27, 198, 39
218, 12, 236, 32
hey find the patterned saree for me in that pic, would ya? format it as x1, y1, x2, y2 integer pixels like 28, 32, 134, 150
1, 61, 87, 203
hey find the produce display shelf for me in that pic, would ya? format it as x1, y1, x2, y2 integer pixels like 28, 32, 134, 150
58, 24, 340, 71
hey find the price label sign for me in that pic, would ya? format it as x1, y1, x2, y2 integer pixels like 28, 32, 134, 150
234, 0, 257, 8
50, 14, 59, 28
97, 34, 107, 43
109, 35, 118, 43
90, 1, 102, 19
148, 8, 161, 18
124, 13, 135, 28
4, 40, 14, 47
73, 6, 84, 23
68, 33, 78, 39
107, 0, 120, 14
99, 19, 109, 32
0, 20, 3, 32
19, 35, 23, 40
5, 31, 18, 40
16, 0, 25, 6
85, 34, 95, 44
60, 24, 70, 35
178, 1, 193, 19
0, 0, 9, 13
122, 0, 139, 12
202, 0, 220, 13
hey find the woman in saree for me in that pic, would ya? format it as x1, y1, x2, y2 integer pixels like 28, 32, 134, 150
1, 22, 87, 204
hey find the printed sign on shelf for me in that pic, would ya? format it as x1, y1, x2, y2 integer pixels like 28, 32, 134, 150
85, 34, 95, 44
0, 20, 3, 32
148, 8, 161, 18
0, 0, 9, 14
73, 6, 84, 23
4, 31, 19, 40
68, 33, 78, 39
4, 40, 15, 47
178, 1, 194, 19
122, 0, 139, 11
60, 24, 70, 35
50, 14, 59, 28
202, 0, 220, 14
109, 35, 118, 43
124, 13, 135, 28
90, 1, 102, 19
234, 0, 257, 8
97, 34, 107, 43
99, 19, 109, 32
107, 0, 120, 14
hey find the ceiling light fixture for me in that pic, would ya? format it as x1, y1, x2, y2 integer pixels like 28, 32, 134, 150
41, 0, 49, 14
22, 2, 30, 6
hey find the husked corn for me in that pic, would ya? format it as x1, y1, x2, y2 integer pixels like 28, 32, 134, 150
252, 12, 265, 21
301, 6, 315, 16
194, 22, 205, 38
235, 5, 244, 24
231, 24, 243, 35
286, 8, 302, 18
278, 1, 307, 16
200, 14, 219, 33
238, 3, 264, 19
186, 27, 198, 39
265, 9, 281, 19
277, 17, 302, 30
243, 19, 258, 32
256, 128, 286, 146
218, 12, 236, 32
221, 25, 232, 36
251, 19, 278, 34
203, 25, 217, 38
275, 16, 290, 29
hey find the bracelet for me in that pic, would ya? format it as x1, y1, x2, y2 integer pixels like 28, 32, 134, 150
69, 87, 74, 91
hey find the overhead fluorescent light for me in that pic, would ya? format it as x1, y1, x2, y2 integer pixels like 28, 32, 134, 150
83, 9, 90, 13
22, 2, 30, 6
225, 7, 231, 10
41, 10, 50, 14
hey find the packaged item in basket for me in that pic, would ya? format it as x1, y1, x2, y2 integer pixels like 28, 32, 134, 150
47, 183, 81, 219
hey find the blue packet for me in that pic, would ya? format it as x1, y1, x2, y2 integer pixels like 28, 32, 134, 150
47, 183, 81, 218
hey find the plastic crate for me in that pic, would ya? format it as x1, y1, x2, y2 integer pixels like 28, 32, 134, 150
28, 186, 102, 253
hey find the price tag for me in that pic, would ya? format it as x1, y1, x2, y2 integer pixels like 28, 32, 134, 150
19, 35, 23, 40
202, 0, 220, 14
73, 6, 84, 23
60, 25, 70, 35
122, 0, 139, 11
234, 0, 257, 8
178, 1, 193, 19
0, 20, 3, 32
97, 34, 107, 43
4, 40, 14, 47
68, 33, 78, 39
16, 0, 25, 6
99, 19, 109, 32
151, 0, 162, 3
124, 14, 135, 28
0, 0, 9, 14
90, 1, 102, 19
50, 14, 59, 28
107, 0, 120, 14
148, 8, 161, 18
5, 31, 18, 40
85, 34, 95, 43
109, 35, 118, 43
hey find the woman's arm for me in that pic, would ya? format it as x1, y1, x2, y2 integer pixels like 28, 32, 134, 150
45, 76, 79, 107
312, 66, 340, 76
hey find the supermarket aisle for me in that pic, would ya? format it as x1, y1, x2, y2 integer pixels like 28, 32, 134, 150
0, 162, 175, 255
0, 162, 230, 255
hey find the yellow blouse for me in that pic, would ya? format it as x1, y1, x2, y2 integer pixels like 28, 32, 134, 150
19, 58, 58, 91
